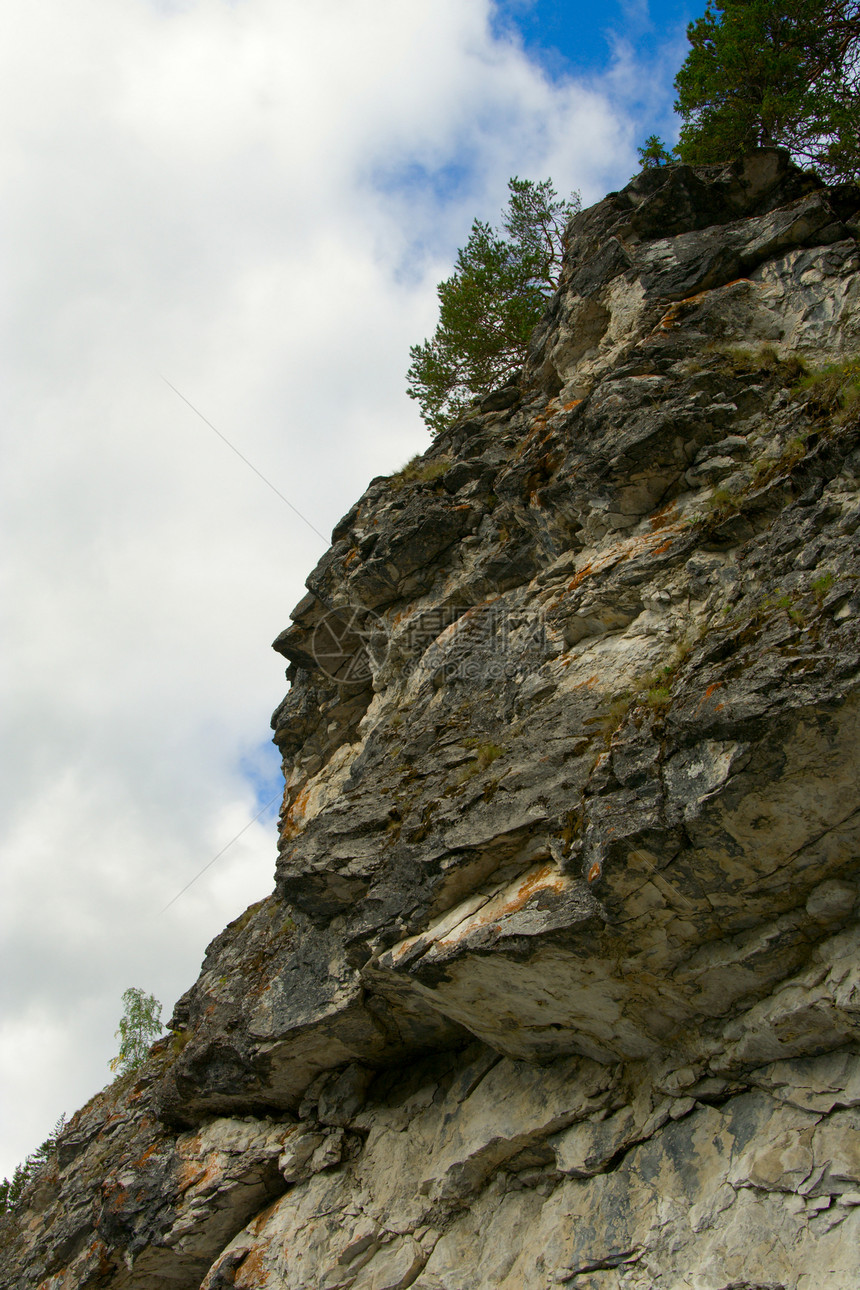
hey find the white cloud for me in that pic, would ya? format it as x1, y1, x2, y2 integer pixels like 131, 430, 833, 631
0, 0, 679, 1176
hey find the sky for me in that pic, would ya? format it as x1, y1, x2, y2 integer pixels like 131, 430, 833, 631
0, 0, 695, 1177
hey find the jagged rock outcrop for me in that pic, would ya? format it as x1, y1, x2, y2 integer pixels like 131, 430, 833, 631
3, 150, 860, 1289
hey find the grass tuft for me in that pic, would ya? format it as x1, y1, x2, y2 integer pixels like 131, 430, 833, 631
389, 455, 452, 490
793, 357, 860, 420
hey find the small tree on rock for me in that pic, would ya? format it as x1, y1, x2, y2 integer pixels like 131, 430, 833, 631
0, 1114, 66, 1216
407, 177, 580, 434
109, 987, 162, 1075
637, 134, 674, 168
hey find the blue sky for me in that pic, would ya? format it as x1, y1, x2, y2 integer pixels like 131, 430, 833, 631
498, 0, 697, 169
498, 0, 695, 79
371, 0, 698, 285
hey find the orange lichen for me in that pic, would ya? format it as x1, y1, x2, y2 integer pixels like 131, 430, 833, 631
77, 1238, 113, 1281
436, 864, 567, 946
568, 562, 594, 590
250, 1197, 286, 1233
656, 279, 753, 331
176, 1156, 212, 1194
234, 1246, 269, 1288
656, 289, 712, 330
389, 864, 572, 964
587, 861, 602, 883
569, 525, 687, 590
131, 1142, 160, 1170
649, 500, 679, 531
503, 862, 561, 905
524, 450, 562, 502
696, 682, 726, 713
102, 1181, 130, 1212
479, 872, 562, 924
279, 784, 313, 841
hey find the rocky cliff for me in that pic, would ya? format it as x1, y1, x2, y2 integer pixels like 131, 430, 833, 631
4, 150, 860, 1290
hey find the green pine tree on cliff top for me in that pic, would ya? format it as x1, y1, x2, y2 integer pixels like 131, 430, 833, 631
673, 0, 860, 181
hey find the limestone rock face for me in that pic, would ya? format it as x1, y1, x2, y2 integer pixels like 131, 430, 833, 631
4, 151, 860, 1289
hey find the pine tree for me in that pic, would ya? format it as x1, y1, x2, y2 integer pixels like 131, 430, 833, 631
638, 135, 674, 168
0, 1115, 66, 1215
407, 178, 580, 434
673, 0, 860, 182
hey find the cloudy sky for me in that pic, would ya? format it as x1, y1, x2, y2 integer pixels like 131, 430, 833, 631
0, 0, 693, 1176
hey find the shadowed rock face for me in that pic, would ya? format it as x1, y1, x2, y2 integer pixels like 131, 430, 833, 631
4, 151, 860, 1289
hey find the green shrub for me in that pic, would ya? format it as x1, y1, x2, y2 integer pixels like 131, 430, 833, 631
461, 739, 506, 768
711, 343, 807, 386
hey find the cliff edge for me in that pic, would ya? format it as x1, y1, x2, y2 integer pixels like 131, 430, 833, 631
4, 150, 860, 1289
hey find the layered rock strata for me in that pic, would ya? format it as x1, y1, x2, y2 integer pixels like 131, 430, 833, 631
3, 150, 860, 1289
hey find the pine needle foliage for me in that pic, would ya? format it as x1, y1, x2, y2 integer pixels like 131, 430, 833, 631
0, 1115, 66, 1216
407, 177, 580, 435
638, 134, 675, 167
673, 0, 860, 181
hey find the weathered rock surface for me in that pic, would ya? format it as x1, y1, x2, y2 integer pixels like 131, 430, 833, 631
3, 150, 860, 1288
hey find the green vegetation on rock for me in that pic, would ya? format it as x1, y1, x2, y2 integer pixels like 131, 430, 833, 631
407, 178, 580, 434
637, 134, 675, 168
0, 1115, 65, 1217
673, 0, 860, 181
793, 355, 860, 417
389, 454, 453, 490
109, 987, 163, 1076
